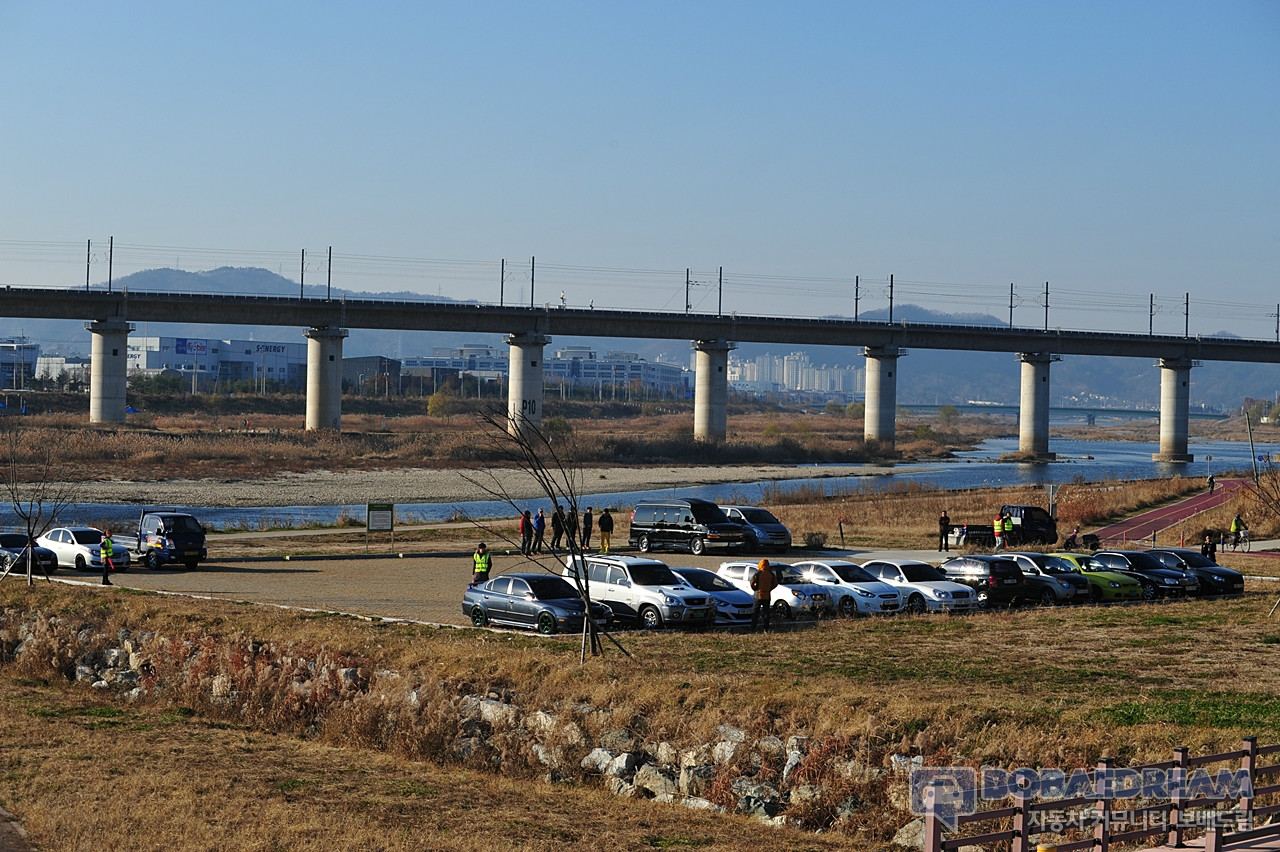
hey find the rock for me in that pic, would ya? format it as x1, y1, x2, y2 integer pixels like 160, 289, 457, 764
338, 667, 366, 690
604, 752, 636, 778
524, 710, 558, 737
679, 764, 716, 798
405, 689, 421, 708
542, 769, 574, 785
606, 776, 636, 798
91, 680, 110, 690
580, 748, 615, 773
890, 754, 923, 776
736, 795, 783, 819
756, 735, 785, 761
782, 750, 805, 785
74, 664, 96, 682
712, 741, 738, 766
531, 743, 562, 769
786, 735, 809, 754
123, 687, 145, 702
680, 745, 712, 768
679, 796, 724, 813
833, 795, 862, 821
599, 728, 635, 752
731, 778, 780, 802
104, 648, 128, 668
460, 696, 519, 729
452, 736, 486, 762
113, 670, 140, 686
893, 818, 925, 848
717, 724, 746, 743
633, 764, 678, 798
211, 674, 232, 700
646, 741, 677, 767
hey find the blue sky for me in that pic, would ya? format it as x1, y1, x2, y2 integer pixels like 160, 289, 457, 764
1, 2, 1277, 336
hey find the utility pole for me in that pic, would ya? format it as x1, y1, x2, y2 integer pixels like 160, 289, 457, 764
85, 239, 91, 292
107, 236, 113, 293
529, 256, 535, 309
854, 275, 860, 320
718, 266, 723, 317
1043, 281, 1049, 331
299, 249, 305, 299
888, 274, 894, 324
500, 259, 505, 306
326, 246, 332, 300
685, 268, 691, 313
1009, 283, 1015, 329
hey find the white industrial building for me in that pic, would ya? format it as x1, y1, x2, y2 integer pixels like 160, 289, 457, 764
128, 336, 308, 390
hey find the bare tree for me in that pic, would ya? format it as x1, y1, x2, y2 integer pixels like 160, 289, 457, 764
0, 424, 79, 586
459, 406, 629, 662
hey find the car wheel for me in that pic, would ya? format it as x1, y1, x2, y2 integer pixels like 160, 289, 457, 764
771, 600, 792, 620
976, 590, 990, 608
146, 551, 161, 570
837, 596, 857, 617
536, 612, 557, 635
470, 606, 488, 628
1039, 588, 1056, 607
1141, 582, 1158, 601
639, 605, 664, 630
74, 555, 87, 572
907, 594, 928, 615
690, 537, 705, 556
637, 534, 652, 553
1090, 585, 1104, 604
183, 559, 199, 571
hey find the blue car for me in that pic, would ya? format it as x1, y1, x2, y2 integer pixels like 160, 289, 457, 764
463, 573, 612, 635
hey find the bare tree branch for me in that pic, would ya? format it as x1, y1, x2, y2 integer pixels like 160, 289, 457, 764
0, 424, 80, 586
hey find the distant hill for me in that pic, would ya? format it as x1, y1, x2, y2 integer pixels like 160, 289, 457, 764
5, 267, 1275, 409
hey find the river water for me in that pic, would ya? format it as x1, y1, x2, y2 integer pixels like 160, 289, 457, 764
35, 436, 1275, 531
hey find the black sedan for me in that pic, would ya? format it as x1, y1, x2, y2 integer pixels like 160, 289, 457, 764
1092, 551, 1200, 600
0, 533, 59, 575
463, 573, 612, 635
1149, 549, 1245, 596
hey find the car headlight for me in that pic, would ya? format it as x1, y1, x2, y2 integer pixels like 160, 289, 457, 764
1108, 581, 1121, 588
932, 589, 951, 599
663, 595, 680, 606
1058, 580, 1071, 588
789, 590, 806, 600
854, 587, 874, 598
1208, 575, 1225, 583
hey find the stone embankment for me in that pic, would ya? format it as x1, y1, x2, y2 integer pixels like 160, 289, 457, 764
0, 606, 924, 840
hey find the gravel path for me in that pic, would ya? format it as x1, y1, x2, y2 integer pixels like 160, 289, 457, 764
72, 463, 874, 508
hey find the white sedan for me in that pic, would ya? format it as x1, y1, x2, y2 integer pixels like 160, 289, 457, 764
860, 559, 975, 614
716, 560, 835, 620
36, 527, 130, 572
792, 559, 904, 616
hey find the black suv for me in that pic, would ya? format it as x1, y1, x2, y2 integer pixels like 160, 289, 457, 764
939, 555, 1027, 607
628, 498, 745, 555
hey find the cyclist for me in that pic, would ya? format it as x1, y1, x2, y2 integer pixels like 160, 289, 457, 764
1230, 514, 1248, 549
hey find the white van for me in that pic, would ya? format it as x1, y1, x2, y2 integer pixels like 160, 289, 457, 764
562, 554, 714, 630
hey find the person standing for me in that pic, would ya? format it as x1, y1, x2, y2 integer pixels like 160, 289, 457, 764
1201, 534, 1217, 562
519, 510, 533, 556
938, 509, 950, 552
550, 506, 565, 550
100, 530, 115, 586
1001, 512, 1015, 548
597, 507, 614, 553
472, 542, 492, 585
992, 512, 1005, 551
1208, 473, 1216, 494
533, 509, 547, 554
749, 559, 778, 632
581, 507, 593, 551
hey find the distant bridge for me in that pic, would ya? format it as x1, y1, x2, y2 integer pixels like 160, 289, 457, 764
3, 286, 1275, 458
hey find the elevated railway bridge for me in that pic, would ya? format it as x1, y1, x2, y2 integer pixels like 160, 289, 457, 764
2, 287, 1276, 462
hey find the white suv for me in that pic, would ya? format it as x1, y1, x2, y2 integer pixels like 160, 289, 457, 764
563, 555, 714, 630
716, 561, 834, 620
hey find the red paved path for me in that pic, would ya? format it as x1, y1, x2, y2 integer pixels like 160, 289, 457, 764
1091, 477, 1249, 546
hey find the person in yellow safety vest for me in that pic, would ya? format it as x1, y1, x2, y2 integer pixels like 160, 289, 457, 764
993, 513, 1005, 550
1230, 514, 1248, 548
1002, 513, 1014, 547
100, 530, 115, 586
472, 542, 491, 585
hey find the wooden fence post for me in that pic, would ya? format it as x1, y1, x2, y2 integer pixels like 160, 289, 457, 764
1169, 746, 1188, 848
1241, 736, 1258, 830
1094, 757, 1113, 852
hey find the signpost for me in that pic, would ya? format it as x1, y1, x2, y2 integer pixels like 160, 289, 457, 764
366, 502, 394, 551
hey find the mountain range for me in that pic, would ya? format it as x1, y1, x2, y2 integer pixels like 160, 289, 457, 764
12, 267, 1276, 410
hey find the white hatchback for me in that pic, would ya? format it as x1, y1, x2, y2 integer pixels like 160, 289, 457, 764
716, 561, 835, 620
792, 559, 904, 616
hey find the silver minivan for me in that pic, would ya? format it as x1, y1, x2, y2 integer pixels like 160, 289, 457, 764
562, 554, 714, 630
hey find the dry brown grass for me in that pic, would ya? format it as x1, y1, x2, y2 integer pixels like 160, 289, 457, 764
2, 580, 1278, 849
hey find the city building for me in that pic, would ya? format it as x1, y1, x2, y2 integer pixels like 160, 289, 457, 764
0, 339, 40, 390
128, 336, 308, 390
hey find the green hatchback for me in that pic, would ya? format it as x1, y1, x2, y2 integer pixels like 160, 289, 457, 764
1050, 553, 1143, 602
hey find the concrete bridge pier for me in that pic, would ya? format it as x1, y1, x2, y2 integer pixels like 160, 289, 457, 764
507, 331, 550, 441
305, 326, 349, 431
863, 346, 902, 448
1153, 357, 1195, 462
1018, 352, 1059, 460
88, 318, 132, 424
693, 339, 734, 442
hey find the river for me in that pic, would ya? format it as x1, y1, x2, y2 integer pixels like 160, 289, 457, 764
33, 436, 1275, 531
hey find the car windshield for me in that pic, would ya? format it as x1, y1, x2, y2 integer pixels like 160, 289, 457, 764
1158, 550, 1214, 569
739, 508, 779, 524
1041, 557, 1078, 574
689, 504, 731, 524
0, 534, 30, 548
527, 576, 580, 600
1123, 552, 1169, 571
677, 570, 735, 592
1074, 556, 1105, 572
630, 562, 680, 586
831, 564, 877, 583
72, 529, 102, 545
164, 516, 202, 533
901, 563, 945, 582
773, 565, 808, 585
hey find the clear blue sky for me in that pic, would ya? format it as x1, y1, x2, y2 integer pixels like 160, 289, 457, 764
1, 2, 1276, 336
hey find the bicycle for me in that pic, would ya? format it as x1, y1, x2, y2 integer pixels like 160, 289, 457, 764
1230, 529, 1251, 553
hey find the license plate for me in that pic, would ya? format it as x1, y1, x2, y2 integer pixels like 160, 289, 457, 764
689, 610, 706, 619
1003, 579, 1018, 585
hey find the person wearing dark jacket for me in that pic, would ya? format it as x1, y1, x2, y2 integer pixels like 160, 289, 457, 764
750, 559, 779, 632
597, 507, 614, 553
581, 507, 593, 551
550, 506, 566, 550
519, 510, 533, 556
533, 509, 547, 553
1201, 534, 1217, 562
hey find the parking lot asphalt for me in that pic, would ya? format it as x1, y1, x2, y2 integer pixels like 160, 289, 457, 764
21, 542, 1276, 627
24, 546, 955, 627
